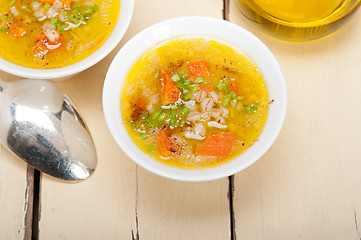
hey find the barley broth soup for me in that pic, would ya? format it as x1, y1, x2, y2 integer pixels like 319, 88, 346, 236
0, 0, 119, 68
121, 37, 269, 169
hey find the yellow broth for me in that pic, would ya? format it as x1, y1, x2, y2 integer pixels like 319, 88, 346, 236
121, 37, 269, 169
0, 0, 119, 68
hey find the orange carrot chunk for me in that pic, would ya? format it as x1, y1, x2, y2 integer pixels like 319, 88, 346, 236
157, 128, 172, 157
34, 34, 64, 56
188, 60, 209, 78
196, 132, 236, 157
229, 78, 241, 95
200, 84, 213, 92
160, 69, 181, 104
9, 23, 26, 38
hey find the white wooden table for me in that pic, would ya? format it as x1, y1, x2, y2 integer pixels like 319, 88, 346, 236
1, 0, 361, 239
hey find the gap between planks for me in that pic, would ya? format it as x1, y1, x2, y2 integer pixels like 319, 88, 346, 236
223, 0, 236, 239
24, 168, 40, 240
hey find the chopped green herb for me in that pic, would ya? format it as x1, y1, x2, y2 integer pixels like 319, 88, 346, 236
225, 87, 230, 95
150, 111, 161, 120
72, 9, 79, 15
92, 4, 99, 12
195, 77, 203, 83
222, 96, 230, 107
179, 120, 186, 127
140, 111, 149, 120
170, 104, 178, 110
130, 120, 138, 129
236, 96, 244, 101
51, 17, 58, 25
158, 112, 167, 121
9, 0, 16, 7
217, 82, 226, 91
44, 3, 51, 10
84, 8, 93, 14
171, 74, 180, 82
182, 89, 190, 95
170, 118, 176, 127
179, 71, 188, 80
244, 104, 258, 114
58, 23, 69, 31
20, 5, 31, 12
0, 27, 9, 33
140, 133, 148, 140
182, 107, 189, 115
183, 93, 191, 100
62, 11, 68, 16
147, 144, 155, 153
188, 84, 200, 92
73, 18, 80, 25
154, 70, 159, 79
222, 77, 229, 84
73, 4, 82, 9
230, 92, 237, 99
183, 80, 191, 86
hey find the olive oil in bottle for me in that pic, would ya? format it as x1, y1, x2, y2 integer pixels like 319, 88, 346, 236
234, 0, 361, 41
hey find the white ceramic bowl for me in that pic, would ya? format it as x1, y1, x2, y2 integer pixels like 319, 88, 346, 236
0, 0, 134, 81
103, 16, 287, 182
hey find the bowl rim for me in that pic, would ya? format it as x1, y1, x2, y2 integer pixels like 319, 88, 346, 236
0, 0, 134, 80
103, 16, 287, 182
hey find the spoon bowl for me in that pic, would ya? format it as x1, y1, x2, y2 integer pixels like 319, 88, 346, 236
0, 79, 96, 181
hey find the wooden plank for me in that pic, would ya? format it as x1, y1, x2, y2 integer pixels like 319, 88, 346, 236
130, 0, 230, 239
0, 72, 34, 240
37, 67, 138, 239
38, 0, 231, 239
229, 1, 361, 239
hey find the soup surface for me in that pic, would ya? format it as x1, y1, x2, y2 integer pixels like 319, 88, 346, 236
0, 0, 119, 68
121, 37, 269, 169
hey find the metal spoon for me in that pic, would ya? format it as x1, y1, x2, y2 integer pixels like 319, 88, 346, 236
0, 78, 97, 181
